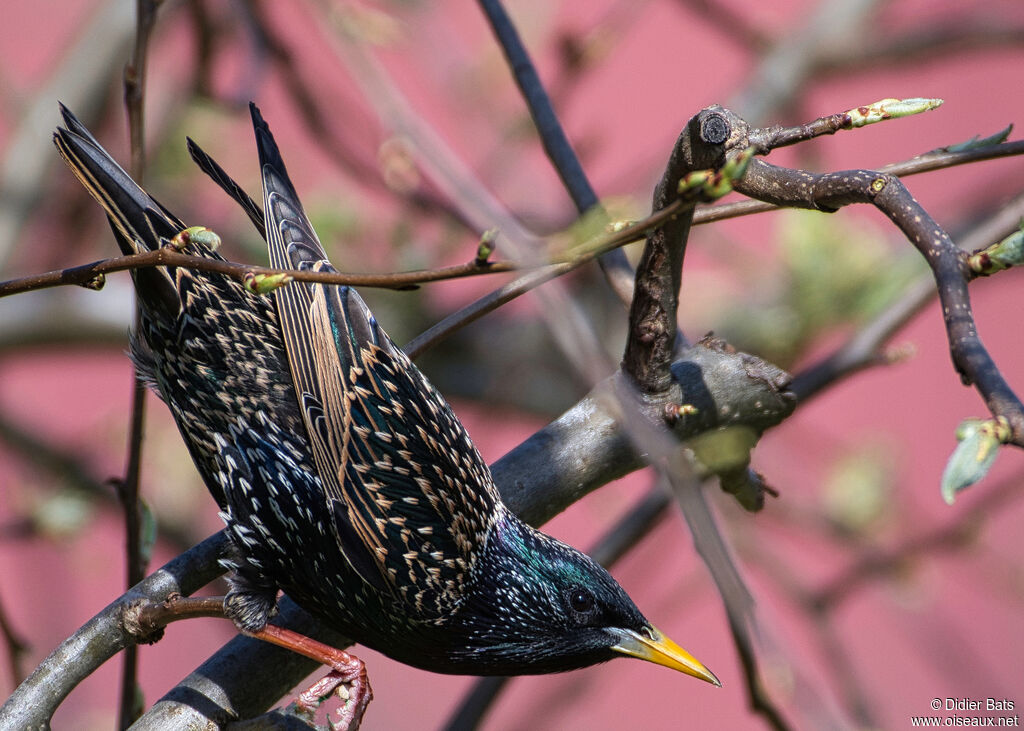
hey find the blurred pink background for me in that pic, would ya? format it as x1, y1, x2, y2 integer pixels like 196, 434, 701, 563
1, 1, 1023, 728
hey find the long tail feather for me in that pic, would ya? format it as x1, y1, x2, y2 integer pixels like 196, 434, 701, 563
53, 104, 187, 315
187, 136, 266, 236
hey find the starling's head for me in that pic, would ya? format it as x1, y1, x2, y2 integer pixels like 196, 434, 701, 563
441, 512, 720, 684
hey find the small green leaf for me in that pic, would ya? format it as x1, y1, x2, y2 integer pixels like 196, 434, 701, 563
943, 124, 1013, 153
941, 418, 1010, 504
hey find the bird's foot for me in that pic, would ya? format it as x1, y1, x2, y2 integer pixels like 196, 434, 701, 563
248, 623, 372, 731
297, 663, 371, 731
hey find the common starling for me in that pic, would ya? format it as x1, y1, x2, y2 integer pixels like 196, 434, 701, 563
54, 103, 718, 721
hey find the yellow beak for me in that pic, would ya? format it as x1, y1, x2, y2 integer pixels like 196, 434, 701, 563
610, 626, 720, 686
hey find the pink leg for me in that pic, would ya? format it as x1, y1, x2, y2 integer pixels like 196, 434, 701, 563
249, 624, 373, 730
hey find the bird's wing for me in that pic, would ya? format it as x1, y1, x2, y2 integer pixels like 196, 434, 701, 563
250, 104, 501, 618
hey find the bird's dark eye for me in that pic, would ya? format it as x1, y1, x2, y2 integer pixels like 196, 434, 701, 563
566, 586, 596, 615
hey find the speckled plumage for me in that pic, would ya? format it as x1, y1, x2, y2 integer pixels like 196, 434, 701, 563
53, 104, 718, 682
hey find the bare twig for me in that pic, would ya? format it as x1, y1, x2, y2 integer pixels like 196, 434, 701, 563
117, 2, 163, 726
477, 0, 637, 306
0, 192, 694, 302
0, 246, 517, 298
670, 464, 790, 730
0, 587, 29, 692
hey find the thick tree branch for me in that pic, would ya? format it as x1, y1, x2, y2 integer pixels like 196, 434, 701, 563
0, 533, 228, 727
792, 190, 1024, 402
696, 138, 1024, 224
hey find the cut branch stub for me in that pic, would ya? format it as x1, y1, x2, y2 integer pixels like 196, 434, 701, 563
622, 106, 751, 395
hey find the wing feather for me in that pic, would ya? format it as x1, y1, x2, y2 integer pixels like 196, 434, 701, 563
249, 103, 502, 618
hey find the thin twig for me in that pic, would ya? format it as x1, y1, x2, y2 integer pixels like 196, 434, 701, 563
477, 0, 637, 306
0, 246, 517, 298
0, 587, 29, 692
118, 1, 162, 726
670, 472, 790, 731
0, 195, 691, 301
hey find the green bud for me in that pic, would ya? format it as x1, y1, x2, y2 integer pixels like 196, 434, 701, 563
968, 223, 1024, 275
846, 97, 943, 128
678, 147, 755, 201
169, 225, 222, 251
476, 228, 497, 265
678, 170, 713, 195
244, 271, 293, 295
722, 145, 755, 181
941, 417, 1011, 504
79, 272, 106, 291
687, 425, 758, 475
607, 219, 635, 234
